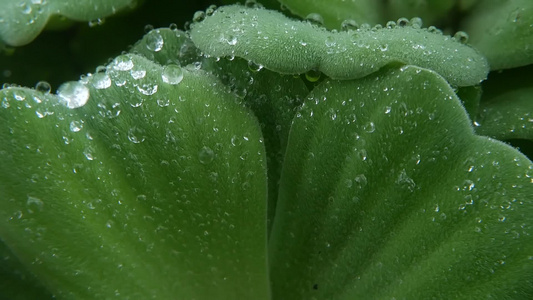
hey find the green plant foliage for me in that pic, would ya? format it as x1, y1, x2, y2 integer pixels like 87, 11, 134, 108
0, 0, 134, 46
385, 0, 455, 26
190, 5, 489, 87
476, 87, 533, 141
461, 0, 533, 70
0, 54, 270, 298
269, 66, 533, 299
277, 0, 383, 29
0, 1, 532, 299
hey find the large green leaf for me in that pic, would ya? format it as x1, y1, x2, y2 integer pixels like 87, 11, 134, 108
269, 65, 533, 299
0, 53, 270, 299
0, 0, 135, 46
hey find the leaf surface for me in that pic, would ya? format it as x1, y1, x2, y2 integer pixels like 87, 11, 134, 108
269, 65, 533, 299
0, 53, 270, 299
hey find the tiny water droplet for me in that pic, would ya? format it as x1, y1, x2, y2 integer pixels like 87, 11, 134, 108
386, 21, 396, 28
305, 69, 321, 82
363, 121, 375, 133
247, 60, 263, 72
341, 19, 359, 31
26, 196, 43, 212
137, 83, 158, 95
113, 55, 134, 71
145, 30, 164, 52
453, 31, 469, 44
161, 65, 184, 85
199, 146, 214, 164
397, 17, 410, 27
35, 81, 51, 93
410, 17, 423, 29
69, 120, 83, 132
193, 11, 206, 22
127, 126, 146, 143
92, 73, 111, 89
57, 81, 89, 109
305, 13, 324, 26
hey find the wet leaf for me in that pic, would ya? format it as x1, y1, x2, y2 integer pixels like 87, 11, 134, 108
269, 65, 533, 299
0, 53, 270, 299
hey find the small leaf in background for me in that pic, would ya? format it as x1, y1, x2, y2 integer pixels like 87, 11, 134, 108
475, 87, 533, 141
0, 0, 135, 46
269, 65, 533, 299
277, 0, 383, 29
385, 0, 455, 27
461, 0, 533, 70
0, 54, 270, 299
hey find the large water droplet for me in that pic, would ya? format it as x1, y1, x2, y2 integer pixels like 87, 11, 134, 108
57, 81, 90, 109
161, 65, 184, 85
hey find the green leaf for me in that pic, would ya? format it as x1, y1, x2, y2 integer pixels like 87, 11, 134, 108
269, 65, 533, 299
0, 240, 54, 300
277, 0, 383, 29
385, 0, 455, 27
0, 0, 135, 46
0, 53, 270, 299
190, 5, 489, 86
461, 0, 533, 70
475, 87, 533, 141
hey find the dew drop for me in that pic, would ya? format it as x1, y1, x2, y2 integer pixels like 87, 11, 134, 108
169, 23, 178, 30
127, 126, 146, 143
341, 19, 359, 31
137, 83, 158, 95
410, 17, 423, 29
69, 120, 83, 132
57, 81, 89, 109
247, 60, 263, 72
145, 30, 164, 52
92, 73, 111, 89
206, 5, 217, 16
363, 121, 375, 133
386, 21, 396, 28
325, 35, 336, 47
305, 13, 324, 26
198, 146, 214, 164
161, 64, 184, 85
226, 35, 237, 45
35, 81, 51, 93
305, 69, 321, 82
130, 68, 147, 80
453, 31, 469, 44
397, 17, 410, 27
113, 55, 134, 71
88, 18, 105, 27
193, 11, 206, 23
26, 196, 43, 212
